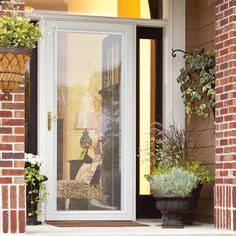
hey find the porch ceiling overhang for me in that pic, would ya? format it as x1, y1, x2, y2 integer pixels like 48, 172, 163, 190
27, 10, 168, 28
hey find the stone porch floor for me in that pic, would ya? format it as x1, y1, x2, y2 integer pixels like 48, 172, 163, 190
26, 220, 236, 236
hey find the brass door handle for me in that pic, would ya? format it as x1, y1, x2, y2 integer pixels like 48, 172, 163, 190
48, 112, 52, 131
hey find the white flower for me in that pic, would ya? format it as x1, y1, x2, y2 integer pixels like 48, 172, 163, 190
25, 153, 43, 166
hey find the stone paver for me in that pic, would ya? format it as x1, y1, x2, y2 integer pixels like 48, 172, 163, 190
25, 221, 236, 236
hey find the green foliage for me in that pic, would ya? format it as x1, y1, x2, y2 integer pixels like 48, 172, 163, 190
184, 161, 214, 184
25, 164, 47, 216
150, 167, 198, 197
152, 161, 214, 185
0, 16, 42, 49
152, 165, 172, 176
148, 123, 214, 184
25, 153, 47, 217
177, 49, 215, 117
151, 123, 200, 168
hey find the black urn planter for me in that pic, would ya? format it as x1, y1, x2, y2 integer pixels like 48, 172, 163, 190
154, 194, 191, 228
26, 175, 48, 226
181, 183, 203, 225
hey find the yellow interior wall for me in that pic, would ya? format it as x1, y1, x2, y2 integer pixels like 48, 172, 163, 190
68, 0, 143, 18
68, 0, 117, 16
138, 0, 153, 191
26, 0, 152, 19
118, 0, 140, 18
140, 0, 150, 18
139, 39, 151, 195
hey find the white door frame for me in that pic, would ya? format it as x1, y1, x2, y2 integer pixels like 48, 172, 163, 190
33, 0, 185, 222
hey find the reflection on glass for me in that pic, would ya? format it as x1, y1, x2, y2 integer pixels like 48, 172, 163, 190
56, 32, 122, 211
25, 0, 163, 19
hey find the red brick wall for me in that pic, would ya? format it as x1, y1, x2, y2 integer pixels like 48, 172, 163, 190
0, 1, 26, 234
215, 0, 236, 231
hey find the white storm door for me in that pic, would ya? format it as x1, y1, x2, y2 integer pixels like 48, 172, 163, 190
43, 19, 135, 220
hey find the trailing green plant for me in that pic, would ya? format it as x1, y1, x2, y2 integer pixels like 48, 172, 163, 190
0, 16, 42, 49
24, 153, 48, 217
150, 167, 198, 197
177, 49, 215, 117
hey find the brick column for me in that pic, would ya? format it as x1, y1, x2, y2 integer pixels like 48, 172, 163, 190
0, 1, 26, 234
215, 0, 236, 231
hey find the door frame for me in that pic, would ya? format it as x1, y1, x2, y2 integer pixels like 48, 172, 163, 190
39, 18, 136, 221
136, 27, 163, 219
30, 0, 185, 221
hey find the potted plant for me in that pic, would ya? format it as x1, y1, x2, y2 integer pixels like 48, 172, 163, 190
176, 49, 215, 117
148, 123, 214, 225
24, 153, 48, 225
0, 1, 42, 96
150, 167, 198, 228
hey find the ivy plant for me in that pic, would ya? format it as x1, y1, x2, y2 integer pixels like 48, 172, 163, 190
177, 49, 215, 117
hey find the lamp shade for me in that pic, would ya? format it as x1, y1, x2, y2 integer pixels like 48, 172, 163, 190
74, 111, 98, 130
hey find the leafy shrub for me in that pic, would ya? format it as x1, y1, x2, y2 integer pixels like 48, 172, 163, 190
0, 16, 42, 49
150, 167, 198, 197
152, 161, 214, 184
184, 161, 214, 184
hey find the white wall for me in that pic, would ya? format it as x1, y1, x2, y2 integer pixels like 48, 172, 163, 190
163, 0, 185, 129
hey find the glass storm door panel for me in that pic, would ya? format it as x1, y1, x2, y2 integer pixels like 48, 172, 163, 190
44, 20, 135, 220
56, 32, 121, 211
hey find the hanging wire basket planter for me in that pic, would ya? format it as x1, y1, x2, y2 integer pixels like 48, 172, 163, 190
0, 47, 31, 96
